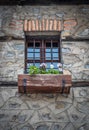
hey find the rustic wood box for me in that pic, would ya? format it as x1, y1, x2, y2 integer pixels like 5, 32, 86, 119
18, 74, 72, 94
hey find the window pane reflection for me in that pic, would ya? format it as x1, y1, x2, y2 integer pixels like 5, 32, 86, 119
35, 49, 40, 52
46, 48, 51, 52
46, 53, 51, 60
35, 53, 40, 59
27, 48, 34, 52
35, 63, 40, 67
27, 53, 33, 58
52, 48, 58, 52
53, 53, 58, 60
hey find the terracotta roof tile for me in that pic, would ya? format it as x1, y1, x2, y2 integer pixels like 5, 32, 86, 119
28, 20, 31, 31
57, 20, 61, 31
45, 19, 49, 31
53, 20, 57, 30
24, 19, 61, 31
31, 20, 35, 31
35, 20, 39, 31
42, 19, 45, 31
39, 20, 42, 31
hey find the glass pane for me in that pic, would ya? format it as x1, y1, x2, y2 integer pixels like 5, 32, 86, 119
53, 57, 59, 60
46, 62, 59, 69
35, 42, 40, 47
46, 53, 51, 57
27, 63, 30, 68
53, 58, 59, 60
53, 53, 58, 60
46, 53, 51, 60
28, 42, 33, 47
46, 62, 51, 69
35, 63, 40, 67
35, 49, 40, 52
46, 42, 51, 47
26, 69, 29, 73
46, 57, 51, 60
53, 42, 58, 47
53, 53, 58, 57
35, 53, 40, 59
52, 48, 58, 52
53, 62, 59, 69
27, 48, 34, 52
27, 53, 33, 58
46, 48, 51, 52
27, 63, 33, 68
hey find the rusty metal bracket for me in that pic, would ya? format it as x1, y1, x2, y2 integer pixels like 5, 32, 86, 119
61, 78, 66, 94
23, 78, 27, 93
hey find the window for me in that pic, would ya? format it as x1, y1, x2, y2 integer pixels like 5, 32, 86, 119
25, 36, 61, 73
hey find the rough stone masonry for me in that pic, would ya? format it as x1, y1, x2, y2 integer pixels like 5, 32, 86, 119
0, 5, 89, 82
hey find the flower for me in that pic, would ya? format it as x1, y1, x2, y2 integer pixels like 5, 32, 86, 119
50, 64, 54, 69
57, 63, 62, 68
29, 63, 62, 74
40, 63, 47, 71
58, 68, 63, 72
40, 63, 47, 68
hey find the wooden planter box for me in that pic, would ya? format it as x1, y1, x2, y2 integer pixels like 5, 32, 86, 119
18, 73, 72, 94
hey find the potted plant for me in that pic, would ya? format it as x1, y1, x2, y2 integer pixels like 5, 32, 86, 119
18, 63, 72, 94
28, 63, 61, 75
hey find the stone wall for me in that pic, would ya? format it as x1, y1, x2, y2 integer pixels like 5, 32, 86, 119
0, 5, 89, 39
62, 41, 89, 81
0, 6, 89, 82
0, 40, 24, 82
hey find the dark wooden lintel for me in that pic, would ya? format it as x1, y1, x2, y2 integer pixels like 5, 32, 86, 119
0, 36, 24, 42
72, 81, 89, 87
62, 37, 89, 42
0, 81, 17, 86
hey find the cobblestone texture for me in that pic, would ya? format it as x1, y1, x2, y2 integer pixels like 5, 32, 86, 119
0, 86, 89, 130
